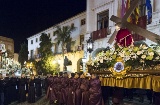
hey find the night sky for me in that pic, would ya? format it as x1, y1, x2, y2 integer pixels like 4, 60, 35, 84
0, 0, 86, 53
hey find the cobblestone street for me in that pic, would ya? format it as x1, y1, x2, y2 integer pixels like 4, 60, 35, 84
9, 96, 153, 105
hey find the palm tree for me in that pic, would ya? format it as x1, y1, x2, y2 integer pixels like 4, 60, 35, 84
53, 25, 76, 71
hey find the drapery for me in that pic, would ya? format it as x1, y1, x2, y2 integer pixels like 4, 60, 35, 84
100, 75, 160, 92
115, 29, 133, 47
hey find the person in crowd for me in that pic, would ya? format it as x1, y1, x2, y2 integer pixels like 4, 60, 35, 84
44, 74, 50, 94
89, 73, 103, 105
56, 72, 65, 105
0, 73, 5, 105
18, 73, 27, 103
35, 75, 42, 98
67, 73, 75, 105
74, 72, 82, 105
62, 72, 69, 104
46, 74, 57, 104
10, 73, 18, 103
4, 73, 11, 105
80, 73, 90, 105
28, 74, 35, 103
154, 91, 160, 105
112, 87, 124, 105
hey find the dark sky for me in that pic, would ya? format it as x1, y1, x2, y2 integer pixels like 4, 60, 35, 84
0, 0, 86, 53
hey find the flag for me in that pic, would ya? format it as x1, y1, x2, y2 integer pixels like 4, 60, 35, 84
146, 0, 152, 24
126, 0, 132, 22
133, 6, 140, 24
121, 0, 125, 18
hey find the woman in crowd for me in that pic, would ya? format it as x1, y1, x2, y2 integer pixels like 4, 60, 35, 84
28, 74, 35, 103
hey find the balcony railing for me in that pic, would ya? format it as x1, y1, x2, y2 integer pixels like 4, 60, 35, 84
92, 28, 111, 41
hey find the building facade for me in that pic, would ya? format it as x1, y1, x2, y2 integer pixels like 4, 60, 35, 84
27, 12, 86, 72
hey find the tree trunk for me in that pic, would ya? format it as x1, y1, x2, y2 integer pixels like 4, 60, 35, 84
61, 43, 65, 71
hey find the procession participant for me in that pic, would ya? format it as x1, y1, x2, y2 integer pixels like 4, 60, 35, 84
56, 72, 65, 105
80, 73, 90, 105
10, 73, 18, 102
4, 73, 11, 105
89, 73, 103, 105
74, 72, 82, 105
35, 75, 42, 98
44, 74, 49, 94
52, 73, 59, 103
0, 73, 5, 105
62, 72, 69, 104
28, 74, 35, 103
18, 73, 27, 103
112, 87, 124, 105
67, 73, 75, 105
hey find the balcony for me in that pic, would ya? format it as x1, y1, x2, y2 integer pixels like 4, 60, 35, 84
92, 28, 111, 41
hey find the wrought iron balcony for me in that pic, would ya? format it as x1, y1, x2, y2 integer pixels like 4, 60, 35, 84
92, 28, 111, 41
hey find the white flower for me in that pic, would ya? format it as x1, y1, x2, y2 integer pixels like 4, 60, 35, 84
114, 52, 117, 54
155, 56, 159, 60
100, 59, 103, 63
137, 51, 142, 55
104, 56, 107, 60
140, 59, 145, 63
148, 52, 154, 56
141, 55, 146, 59
91, 62, 94, 66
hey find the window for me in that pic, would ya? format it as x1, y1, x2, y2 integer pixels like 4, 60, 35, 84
71, 23, 74, 27
81, 19, 86, 26
48, 33, 50, 37
36, 38, 38, 42
30, 50, 34, 59
80, 35, 84, 50
97, 10, 109, 30
31, 40, 33, 44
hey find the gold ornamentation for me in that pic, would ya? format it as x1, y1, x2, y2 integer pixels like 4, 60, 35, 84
109, 57, 131, 79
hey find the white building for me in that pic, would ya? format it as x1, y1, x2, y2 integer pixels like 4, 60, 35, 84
27, 12, 86, 72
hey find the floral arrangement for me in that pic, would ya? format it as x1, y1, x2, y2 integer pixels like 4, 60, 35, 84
89, 44, 160, 70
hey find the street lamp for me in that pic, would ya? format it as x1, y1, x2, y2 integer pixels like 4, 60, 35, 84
87, 37, 93, 53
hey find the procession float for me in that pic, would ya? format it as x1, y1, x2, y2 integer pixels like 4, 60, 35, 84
87, 0, 160, 92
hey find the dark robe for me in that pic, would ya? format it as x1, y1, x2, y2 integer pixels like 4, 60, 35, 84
10, 77, 18, 102
61, 77, 69, 104
4, 77, 11, 105
67, 77, 75, 105
35, 77, 42, 97
46, 76, 57, 104
154, 92, 160, 105
75, 78, 82, 105
28, 79, 35, 103
112, 87, 124, 104
89, 78, 103, 105
0, 78, 5, 105
19, 77, 27, 102
56, 76, 65, 105
44, 76, 49, 94
80, 78, 90, 105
